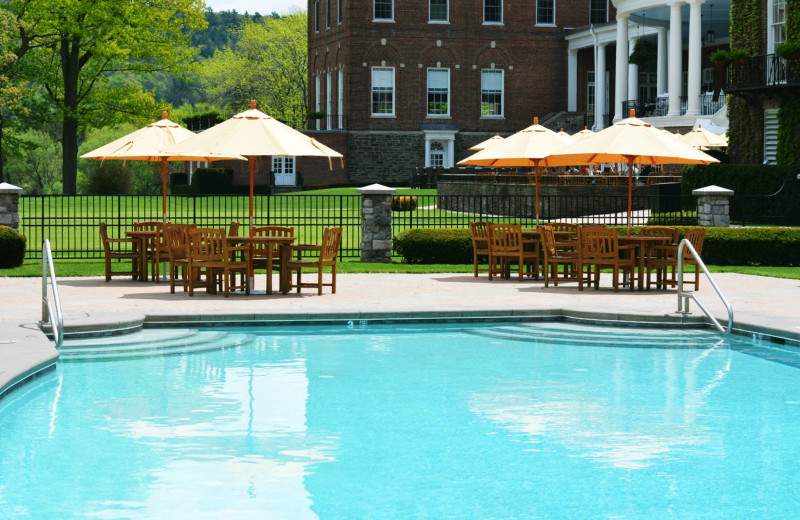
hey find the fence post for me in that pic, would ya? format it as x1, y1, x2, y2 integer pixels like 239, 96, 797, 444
0, 182, 22, 231
693, 185, 733, 227
357, 183, 396, 263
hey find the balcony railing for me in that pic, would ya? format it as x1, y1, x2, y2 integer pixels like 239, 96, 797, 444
622, 94, 723, 119
726, 54, 800, 92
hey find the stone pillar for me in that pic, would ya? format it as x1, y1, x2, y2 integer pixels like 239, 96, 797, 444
0, 182, 22, 231
357, 183, 396, 262
693, 185, 733, 227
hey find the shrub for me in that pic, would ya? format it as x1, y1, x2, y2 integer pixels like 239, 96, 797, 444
0, 225, 27, 268
192, 168, 234, 194
392, 196, 418, 211
81, 161, 135, 195
393, 226, 800, 266
393, 228, 473, 264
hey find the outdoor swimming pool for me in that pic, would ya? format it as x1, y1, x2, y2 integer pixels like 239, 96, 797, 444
1, 321, 800, 518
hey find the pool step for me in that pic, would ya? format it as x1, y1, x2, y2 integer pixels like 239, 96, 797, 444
59, 329, 256, 360
467, 322, 722, 349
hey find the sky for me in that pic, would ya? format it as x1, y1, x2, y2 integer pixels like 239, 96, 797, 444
204, 0, 304, 15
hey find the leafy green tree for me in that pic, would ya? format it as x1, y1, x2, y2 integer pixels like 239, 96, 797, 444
200, 11, 307, 125
8, 0, 207, 195
4, 129, 62, 194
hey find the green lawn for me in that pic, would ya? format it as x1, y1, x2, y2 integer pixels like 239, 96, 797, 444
4, 258, 800, 279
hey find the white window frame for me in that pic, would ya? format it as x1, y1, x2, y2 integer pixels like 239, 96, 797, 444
314, 0, 320, 32
480, 69, 504, 118
338, 0, 343, 24
589, 0, 608, 24
326, 71, 332, 128
429, 0, 449, 23
337, 69, 344, 128
326, 0, 331, 28
536, 0, 556, 26
272, 156, 295, 175
374, 0, 394, 21
315, 75, 322, 129
483, 0, 503, 24
427, 68, 450, 117
371, 67, 395, 117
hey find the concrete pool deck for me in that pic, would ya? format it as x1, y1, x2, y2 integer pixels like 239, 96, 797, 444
2, 272, 799, 398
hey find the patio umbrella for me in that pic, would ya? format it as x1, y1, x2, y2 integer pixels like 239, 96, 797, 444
557, 128, 571, 138
571, 126, 595, 143
550, 110, 719, 234
81, 112, 245, 222
680, 125, 728, 150
468, 133, 504, 151
458, 117, 574, 222
163, 100, 344, 228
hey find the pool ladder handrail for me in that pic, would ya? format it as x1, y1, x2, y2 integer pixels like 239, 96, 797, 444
676, 238, 733, 334
41, 239, 64, 348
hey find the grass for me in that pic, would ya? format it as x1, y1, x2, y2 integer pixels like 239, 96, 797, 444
4, 258, 800, 279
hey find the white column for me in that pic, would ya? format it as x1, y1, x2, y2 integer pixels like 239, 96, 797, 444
628, 37, 639, 102
656, 27, 668, 95
447, 138, 455, 168
685, 0, 704, 115
568, 49, 578, 111
614, 12, 631, 121
667, 1, 684, 116
596, 43, 607, 130
424, 139, 431, 167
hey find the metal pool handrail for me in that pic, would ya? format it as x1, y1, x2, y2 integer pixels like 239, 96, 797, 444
676, 238, 733, 334
41, 239, 64, 348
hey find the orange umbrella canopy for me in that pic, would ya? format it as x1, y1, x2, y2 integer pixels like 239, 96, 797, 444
81, 112, 245, 220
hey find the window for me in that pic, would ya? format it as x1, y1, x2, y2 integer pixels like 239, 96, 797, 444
371, 67, 395, 115
326, 0, 331, 28
374, 0, 393, 20
272, 156, 295, 175
771, 0, 786, 51
427, 68, 450, 116
314, 0, 320, 32
481, 69, 503, 117
326, 72, 332, 127
536, 0, 555, 25
430, 0, 448, 22
590, 0, 607, 24
315, 75, 321, 129
484, 0, 502, 23
337, 69, 344, 128
338, 0, 343, 24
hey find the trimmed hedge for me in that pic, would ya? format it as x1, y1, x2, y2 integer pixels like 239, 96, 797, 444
393, 228, 473, 264
0, 225, 27, 268
193, 168, 234, 194
393, 226, 800, 266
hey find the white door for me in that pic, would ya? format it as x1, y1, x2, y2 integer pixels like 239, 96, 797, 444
272, 156, 296, 186
429, 141, 446, 167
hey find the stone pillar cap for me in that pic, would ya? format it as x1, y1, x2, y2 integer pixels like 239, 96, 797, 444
0, 182, 23, 194
357, 183, 397, 195
692, 184, 734, 196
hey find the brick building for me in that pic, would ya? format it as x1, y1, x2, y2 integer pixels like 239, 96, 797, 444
307, 0, 611, 185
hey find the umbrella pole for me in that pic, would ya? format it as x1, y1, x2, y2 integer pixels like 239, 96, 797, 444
627, 159, 633, 236
534, 163, 540, 224
162, 159, 168, 224
249, 157, 255, 231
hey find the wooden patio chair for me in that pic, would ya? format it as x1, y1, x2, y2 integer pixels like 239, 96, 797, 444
647, 228, 706, 290
287, 227, 342, 294
540, 225, 579, 288
99, 222, 139, 282
577, 225, 636, 292
166, 224, 199, 294
186, 228, 250, 297
251, 225, 295, 291
133, 221, 162, 280
487, 223, 538, 281
642, 226, 680, 290
469, 221, 490, 277
151, 222, 172, 283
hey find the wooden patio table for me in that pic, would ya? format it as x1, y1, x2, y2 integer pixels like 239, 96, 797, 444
227, 235, 296, 294
125, 229, 157, 282
618, 235, 669, 290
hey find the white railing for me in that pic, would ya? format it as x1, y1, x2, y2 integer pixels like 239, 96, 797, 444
41, 240, 64, 348
676, 238, 733, 334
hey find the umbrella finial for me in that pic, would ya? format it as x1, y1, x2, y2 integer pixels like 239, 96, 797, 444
162, 111, 168, 119
533, 117, 539, 125
250, 100, 256, 109
629, 109, 636, 118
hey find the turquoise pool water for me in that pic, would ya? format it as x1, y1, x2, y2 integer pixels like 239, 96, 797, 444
2, 322, 800, 519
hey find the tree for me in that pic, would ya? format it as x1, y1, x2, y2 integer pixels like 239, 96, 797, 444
199, 11, 307, 125
4, 129, 62, 194
10, 0, 207, 194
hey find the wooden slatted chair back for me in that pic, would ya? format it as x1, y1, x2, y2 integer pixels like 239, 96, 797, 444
642, 226, 679, 244
580, 225, 618, 261
683, 228, 706, 257
188, 228, 227, 262
488, 223, 522, 254
251, 226, 295, 257
320, 227, 343, 261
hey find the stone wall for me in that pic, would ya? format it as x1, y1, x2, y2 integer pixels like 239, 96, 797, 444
0, 183, 22, 230
438, 181, 650, 220
347, 131, 425, 185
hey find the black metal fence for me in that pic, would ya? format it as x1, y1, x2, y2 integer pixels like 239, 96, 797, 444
19, 188, 797, 261
727, 54, 800, 92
